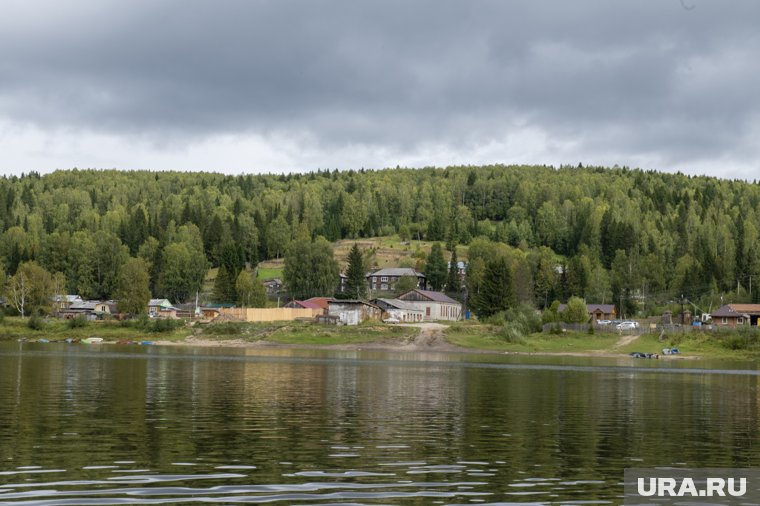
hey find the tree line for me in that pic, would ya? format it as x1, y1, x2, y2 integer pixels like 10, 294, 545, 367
2, 165, 759, 317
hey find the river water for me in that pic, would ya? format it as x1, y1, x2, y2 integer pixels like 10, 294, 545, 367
1, 342, 759, 504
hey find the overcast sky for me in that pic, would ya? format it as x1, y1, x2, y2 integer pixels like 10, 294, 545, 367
1, 1, 758, 179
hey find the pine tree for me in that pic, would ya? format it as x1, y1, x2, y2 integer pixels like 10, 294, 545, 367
425, 243, 447, 291
213, 265, 234, 303
475, 257, 514, 318
446, 248, 461, 295
345, 243, 367, 299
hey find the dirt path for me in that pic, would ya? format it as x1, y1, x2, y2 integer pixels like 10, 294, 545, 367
393, 322, 464, 351
613, 332, 641, 349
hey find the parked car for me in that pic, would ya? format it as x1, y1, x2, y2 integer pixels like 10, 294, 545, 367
616, 321, 637, 330
597, 319, 612, 326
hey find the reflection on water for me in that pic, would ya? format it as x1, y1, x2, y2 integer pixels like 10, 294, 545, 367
1, 342, 759, 504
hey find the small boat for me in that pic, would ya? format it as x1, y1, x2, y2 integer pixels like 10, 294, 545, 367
37, 338, 50, 343
139, 341, 154, 346
82, 337, 104, 344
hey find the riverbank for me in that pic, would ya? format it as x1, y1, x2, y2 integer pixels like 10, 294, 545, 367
3, 317, 757, 360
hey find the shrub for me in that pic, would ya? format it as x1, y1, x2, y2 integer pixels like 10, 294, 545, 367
27, 314, 45, 331
148, 318, 185, 333
66, 315, 89, 329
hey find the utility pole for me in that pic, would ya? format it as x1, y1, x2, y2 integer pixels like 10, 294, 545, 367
681, 294, 685, 325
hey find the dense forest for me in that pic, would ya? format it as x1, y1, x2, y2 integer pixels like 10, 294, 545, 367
1, 165, 759, 317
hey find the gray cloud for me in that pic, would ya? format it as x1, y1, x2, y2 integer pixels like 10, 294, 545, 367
1, 0, 759, 177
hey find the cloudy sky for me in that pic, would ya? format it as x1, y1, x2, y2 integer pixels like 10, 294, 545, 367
1, 1, 758, 179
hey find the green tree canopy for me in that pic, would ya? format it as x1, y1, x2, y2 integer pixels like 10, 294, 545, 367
425, 243, 447, 291
283, 237, 340, 300
236, 270, 267, 307
115, 257, 151, 315
344, 243, 367, 299
474, 257, 514, 318
446, 248, 461, 295
562, 296, 589, 324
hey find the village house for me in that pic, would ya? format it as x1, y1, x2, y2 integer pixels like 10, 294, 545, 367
366, 268, 426, 293
372, 298, 425, 322
263, 278, 283, 296
557, 303, 617, 323
52, 295, 83, 314
327, 300, 383, 325
396, 289, 462, 321
61, 300, 116, 320
284, 297, 333, 315
711, 304, 760, 327
147, 299, 179, 318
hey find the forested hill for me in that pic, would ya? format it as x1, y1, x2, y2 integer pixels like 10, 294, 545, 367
1, 165, 759, 310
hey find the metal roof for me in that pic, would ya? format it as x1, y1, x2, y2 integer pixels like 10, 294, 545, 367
367, 268, 424, 278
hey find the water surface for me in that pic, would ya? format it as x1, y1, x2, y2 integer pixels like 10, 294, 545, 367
1, 342, 759, 504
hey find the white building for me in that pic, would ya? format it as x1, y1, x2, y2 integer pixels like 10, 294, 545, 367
396, 289, 462, 321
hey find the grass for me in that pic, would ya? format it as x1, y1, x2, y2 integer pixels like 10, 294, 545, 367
0, 317, 192, 342
256, 267, 283, 280
617, 330, 760, 360
332, 236, 468, 269
198, 320, 418, 345
444, 321, 620, 353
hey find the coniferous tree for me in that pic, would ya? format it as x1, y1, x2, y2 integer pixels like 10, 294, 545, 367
446, 248, 461, 295
474, 257, 514, 318
344, 243, 367, 299
425, 243, 447, 291
213, 264, 234, 303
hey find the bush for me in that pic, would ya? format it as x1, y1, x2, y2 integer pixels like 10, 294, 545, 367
721, 327, 760, 351
66, 315, 89, 329
549, 322, 564, 335
491, 304, 542, 343
27, 314, 45, 331
499, 324, 526, 344
148, 318, 185, 333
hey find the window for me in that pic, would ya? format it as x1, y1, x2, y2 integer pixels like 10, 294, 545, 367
722, 317, 728, 325
381, 276, 388, 282
738, 317, 744, 325
381, 284, 388, 290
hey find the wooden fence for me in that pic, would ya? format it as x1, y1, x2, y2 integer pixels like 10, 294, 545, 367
219, 307, 321, 322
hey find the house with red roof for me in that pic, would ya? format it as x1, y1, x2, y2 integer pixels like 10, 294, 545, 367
284, 297, 332, 315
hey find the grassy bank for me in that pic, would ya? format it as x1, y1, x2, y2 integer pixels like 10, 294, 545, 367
445, 321, 760, 359
3, 314, 759, 359
0, 317, 191, 342
617, 330, 760, 359
197, 320, 418, 345
444, 322, 620, 353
